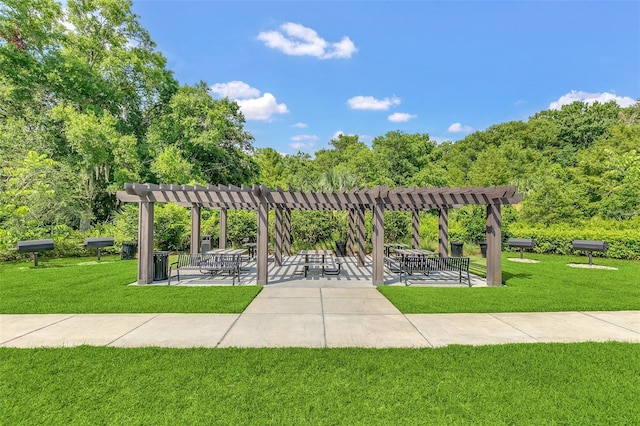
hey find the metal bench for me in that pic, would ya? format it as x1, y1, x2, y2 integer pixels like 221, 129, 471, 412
507, 238, 535, 259
296, 258, 342, 277
401, 256, 471, 286
169, 253, 241, 285
572, 240, 608, 265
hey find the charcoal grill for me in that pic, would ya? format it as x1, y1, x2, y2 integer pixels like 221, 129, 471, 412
83, 237, 114, 260
572, 240, 608, 265
17, 239, 54, 266
507, 238, 535, 259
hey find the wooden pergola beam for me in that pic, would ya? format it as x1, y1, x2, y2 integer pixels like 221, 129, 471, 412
118, 185, 521, 211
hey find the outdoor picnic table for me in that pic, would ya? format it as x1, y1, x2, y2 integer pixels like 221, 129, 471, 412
384, 243, 408, 257
206, 248, 247, 256
296, 249, 335, 277
393, 249, 435, 263
243, 242, 257, 259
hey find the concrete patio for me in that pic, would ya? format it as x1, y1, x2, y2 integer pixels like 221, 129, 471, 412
153, 255, 488, 288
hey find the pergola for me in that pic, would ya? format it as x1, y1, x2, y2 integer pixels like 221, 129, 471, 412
117, 183, 522, 286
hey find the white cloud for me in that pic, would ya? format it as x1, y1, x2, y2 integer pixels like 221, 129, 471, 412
549, 90, 636, 110
388, 112, 417, 123
209, 81, 288, 121
237, 94, 289, 121
257, 22, 356, 59
332, 130, 344, 140
347, 95, 401, 111
290, 134, 319, 151
448, 122, 473, 133
210, 81, 261, 99
291, 122, 308, 128
291, 134, 319, 142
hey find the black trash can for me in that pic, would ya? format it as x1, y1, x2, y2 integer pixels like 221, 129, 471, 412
121, 242, 137, 260
335, 240, 346, 257
479, 241, 487, 258
450, 241, 463, 257
201, 235, 211, 254
153, 251, 170, 281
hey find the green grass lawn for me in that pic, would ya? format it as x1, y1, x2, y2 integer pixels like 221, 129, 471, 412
380, 253, 640, 313
1, 343, 639, 424
0, 256, 260, 313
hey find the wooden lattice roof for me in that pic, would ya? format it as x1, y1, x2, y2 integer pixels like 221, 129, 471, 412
117, 183, 522, 211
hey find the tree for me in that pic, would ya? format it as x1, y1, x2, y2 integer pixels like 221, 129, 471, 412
147, 83, 258, 185
254, 148, 286, 188
280, 152, 315, 189
372, 131, 434, 186
0, 151, 76, 245
520, 165, 587, 226
531, 101, 621, 150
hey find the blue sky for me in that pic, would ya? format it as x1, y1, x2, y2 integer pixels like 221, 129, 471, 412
131, 1, 639, 154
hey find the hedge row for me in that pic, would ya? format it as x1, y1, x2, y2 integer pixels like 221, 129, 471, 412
507, 225, 640, 260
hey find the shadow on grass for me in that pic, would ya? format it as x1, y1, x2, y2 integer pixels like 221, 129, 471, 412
502, 271, 533, 282
19, 263, 66, 270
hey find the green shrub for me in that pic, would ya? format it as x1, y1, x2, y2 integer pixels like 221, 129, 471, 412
201, 209, 220, 241
227, 210, 257, 246
291, 211, 339, 246
456, 206, 486, 243
110, 204, 139, 244
154, 204, 190, 251
384, 211, 410, 242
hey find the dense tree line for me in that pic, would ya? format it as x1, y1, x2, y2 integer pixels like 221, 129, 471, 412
0, 0, 257, 247
1, 0, 638, 255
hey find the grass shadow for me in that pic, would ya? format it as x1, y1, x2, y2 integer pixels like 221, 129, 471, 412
502, 271, 533, 282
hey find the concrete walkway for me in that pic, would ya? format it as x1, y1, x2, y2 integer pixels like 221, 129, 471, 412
2, 288, 639, 348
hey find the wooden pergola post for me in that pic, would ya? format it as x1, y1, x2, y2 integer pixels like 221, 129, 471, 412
347, 208, 355, 256
486, 204, 502, 286
372, 200, 385, 285
274, 207, 283, 266
190, 204, 200, 254
283, 208, 291, 256
412, 209, 420, 249
256, 193, 269, 285
438, 207, 449, 258
356, 206, 366, 267
219, 208, 227, 249
138, 200, 154, 284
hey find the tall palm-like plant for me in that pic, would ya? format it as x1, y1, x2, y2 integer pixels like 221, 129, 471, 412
316, 169, 359, 192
